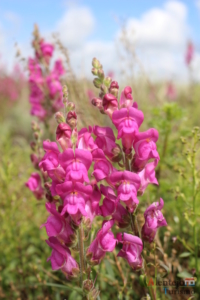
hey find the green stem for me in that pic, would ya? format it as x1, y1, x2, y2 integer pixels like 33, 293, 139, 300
154, 243, 157, 299
78, 222, 85, 287
192, 150, 198, 274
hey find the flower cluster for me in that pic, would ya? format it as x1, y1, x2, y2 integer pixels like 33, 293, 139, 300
26, 57, 167, 285
28, 25, 65, 121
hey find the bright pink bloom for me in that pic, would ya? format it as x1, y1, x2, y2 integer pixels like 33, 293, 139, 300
39, 41, 54, 64
87, 220, 117, 264
56, 123, 72, 150
138, 161, 158, 195
117, 233, 143, 270
77, 127, 97, 151
39, 141, 60, 172
46, 73, 63, 100
142, 198, 167, 243
92, 149, 113, 182
132, 128, 159, 172
112, 107, 144, 154
46, 237, 79, 278
56, 181, 92, 223
25, 172, 44, 199
102, 93, 118, 118
93, 126, 117, 160
53, 60, 65, 77
85, 184, 101, 224
41, 202, 74, 245
59, 149, 92, 183
99, 185, 129, 227
185, 41, 194, 66
120, 86, 133, 108
166, 82, 177, 100
110, 171, 140, 212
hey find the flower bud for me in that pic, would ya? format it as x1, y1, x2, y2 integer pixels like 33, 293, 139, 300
66, 102, 75, 112
100, 83, 108, 94
93, 78, 102, 88
71, 128, 78, 146
111, 145, 122, 163
66, 111, 77, 129
97, 69, 104, 81
103, 93, 118, 117
92, 57, 102, 69
91, 68, 98, 76
104, 76, 112, 88
30, 154, 39, 168
109, 81, 119, 98
91, 97, 103, 109
83, 280, 94, 292
30, 141, 36, 151
55, 112, 65, 124
34, 132, 39, 140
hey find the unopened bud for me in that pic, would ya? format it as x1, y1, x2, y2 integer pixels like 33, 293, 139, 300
100, 84, 108, 94
111, 145, 122, 163
71, 128, 78, 146
66, 111, 77, 129
44, 182, 51, 191
104, 76, 112, 88
83, 280, 93, 292
97, 69, 104, 80
93, 78, 102, 88
30, 141, 36, 151
91, 68, 98, 76
92, 57, 102, 69
91, 97, 103, 109
30, 154, 39, 168
55, 112, 65, 124
34, 132, 39, 140
66, 102, 75, 112
109, 81, 119, 98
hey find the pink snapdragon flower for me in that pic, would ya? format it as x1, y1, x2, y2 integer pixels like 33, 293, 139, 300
39, 40, 54, 64
25, 172, 44, 199
120, 86, 133, 108
99, 185, 130, 227
56, 123, 72, 150
117, 233, 143, 270
132, 128, 159, 172
41, 202, 74, 245
56, 181, 92, 223
39, 141, 60, 172
77, 127, 97, 151
110, 171, 140, 212
59, 149, 92, 183
112, 107, 144, 154
86, 220, 117, 264
138, 161, 158, 195
142, 198, 167, 243
53, 60, 65, 77
46, 237, 79, 279
185, 41, 194, 66
93, 126, 117, 160
85, 184, 101, 224
102, 93, 118, 118
92, 149, 114, 182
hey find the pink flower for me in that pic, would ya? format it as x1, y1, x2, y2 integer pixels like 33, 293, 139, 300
85, 184, 101, 224
87, 220, 117, 264
46, 73, 63, 100
142, 198, 167, 243
138, 161, 158, 195
110, 171, 140, 212
25, 172, 44, 199
117, 233, 143, 270
56, 181, 92, 223
132, 128, 159, 172
112, 107, 144, 154
59, 149, 92, 183
56, 123, 72, 150
185, 41, 194, 66
120, 86, 133, 108
53, 60, 65, 77
166, 82, 177, 100
93, 126, 117, 160
102, 93, 118, 118
77, 127, 97, 151
99, 185, 130, 228
46, 237, 79, 279
39, 141, 60, 172
41, 202, 74, 245
39, 41, 54, 64
92, 149, 113, 182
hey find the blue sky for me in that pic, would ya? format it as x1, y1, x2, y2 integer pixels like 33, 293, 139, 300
0, 0, 200, 80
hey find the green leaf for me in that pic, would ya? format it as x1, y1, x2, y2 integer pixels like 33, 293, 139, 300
177, 271, 193, 278
179, 252, 192, 258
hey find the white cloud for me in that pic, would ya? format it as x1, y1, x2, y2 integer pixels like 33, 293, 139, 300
196, 0, 200, 10
55, 6, 95, 49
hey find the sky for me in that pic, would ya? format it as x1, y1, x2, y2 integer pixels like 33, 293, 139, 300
0, 0, 200, 81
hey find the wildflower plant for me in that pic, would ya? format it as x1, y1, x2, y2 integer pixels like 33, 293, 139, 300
26, 55, 168, 299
